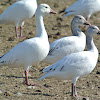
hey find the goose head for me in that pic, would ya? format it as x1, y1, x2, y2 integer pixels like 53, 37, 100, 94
36, 4, 57, 16
71, 15, 90, 26
86, 25, 100, 36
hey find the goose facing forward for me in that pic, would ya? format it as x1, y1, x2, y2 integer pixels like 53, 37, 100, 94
0, 0, 37, 38
43, 15, 90, 64
0, 4, 57, 86
38, 25, 100, 97
60, 0, 100, 21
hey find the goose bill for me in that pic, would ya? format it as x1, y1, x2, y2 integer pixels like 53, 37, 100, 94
84, 21, 91, 25
97, 31, 100, 34
50, 9, 57, 14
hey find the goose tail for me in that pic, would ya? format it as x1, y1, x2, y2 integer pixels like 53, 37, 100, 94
37, 72, 52, 80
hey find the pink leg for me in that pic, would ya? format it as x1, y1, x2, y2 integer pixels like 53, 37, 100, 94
86, 17, 89, 21
85, 17, 89, 28
71, 83, 78, 97
24, 70, 35, 86
74, 84, 78, 97
19, 26, 23, 38
72, 83, 75, 97
15, 26, 19, 38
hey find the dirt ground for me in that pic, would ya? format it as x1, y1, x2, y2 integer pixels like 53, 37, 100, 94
0, 0, 100, 100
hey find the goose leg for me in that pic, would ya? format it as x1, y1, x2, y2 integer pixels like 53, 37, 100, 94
72, 83, 74, 96
71, 83, 78, 97
24, 70, 35, 86
15, 26, 18, 38
72, 83, 75, 97
19, 21, 24, 38
19, 26, 23, 38
86, 17, 89, 21
74, 84, 78, 97
85, 17, 90, 28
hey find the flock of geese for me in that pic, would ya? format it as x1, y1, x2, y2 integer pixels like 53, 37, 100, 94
0, 0, 100, 98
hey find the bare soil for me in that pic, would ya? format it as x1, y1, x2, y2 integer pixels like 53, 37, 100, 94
0, 0, 100, 100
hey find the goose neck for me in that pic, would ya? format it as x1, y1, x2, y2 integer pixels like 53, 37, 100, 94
71, 22, 83, 36
35, 14, 47, 38
86, 35, 97, 52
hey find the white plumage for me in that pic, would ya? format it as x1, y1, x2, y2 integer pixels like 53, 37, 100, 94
38, 25, 100, 97
60, 0, 100, 20
0, 4, 57, 86
43, 15, 90, 64
0, 0, 37, 37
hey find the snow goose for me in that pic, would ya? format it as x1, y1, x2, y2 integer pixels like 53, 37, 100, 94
43, 15, 90, 64
0, 4, 57, 86
0, 0, 37, 38
38, 25, 100, 97
60, 0, 100, 21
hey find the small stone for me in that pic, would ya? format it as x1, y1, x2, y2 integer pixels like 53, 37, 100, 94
48, 35, 52, 38
35, 90, 41, 92
92, 86, 94, 89
27, 86, 35, 90
82, 97, 90, 100
29, 32, 33, 35
56, 94, 59, 97
64, 97, 67, 100
52, 27, 57, 30
0, 73, 3, 76
56, 17, 63, 21
0, 90, 3, 94
56, 32, 61, 36
7, 37, 14, 41
16, 92, 22, 96
65, 91, 71, 94
96, 71, 100, 74
98, 86, 100, 89
82, 86, 86, 89
4, 91, 12, 96
44, 84, 51, 88
53, 36, 58, 39
63, 82, 66, 85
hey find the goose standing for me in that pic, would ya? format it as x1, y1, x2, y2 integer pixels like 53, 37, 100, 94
38, 25, 100, 97
0, 4, 57, 86
0, 0, 37, 38
43, 15, 90, 64
60, 0, 100, 21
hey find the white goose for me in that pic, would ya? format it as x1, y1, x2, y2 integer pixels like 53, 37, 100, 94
0, 0, 37, 38
0, 4, 57, 86
60, 0, 100, 21
38, 25, 100, 97
43, 15, 90, 64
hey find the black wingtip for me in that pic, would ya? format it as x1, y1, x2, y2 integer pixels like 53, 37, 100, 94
97, 31, 100, 35
59, 10, 65, 14
59, 8, 66, 14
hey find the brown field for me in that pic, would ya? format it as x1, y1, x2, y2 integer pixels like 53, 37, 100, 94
0, 0, 100, 100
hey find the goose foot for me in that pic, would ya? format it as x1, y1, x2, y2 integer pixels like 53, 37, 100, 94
25, 81, 35, 86
24, 70, 35, 86
19, 35, 25, 40
19, 26, 23, 38
71, 83, 83, 99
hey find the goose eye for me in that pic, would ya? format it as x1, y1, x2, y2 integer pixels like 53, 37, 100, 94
92, 27, 95, 29
79, 18, 82, 19
45, 7, 48, 8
